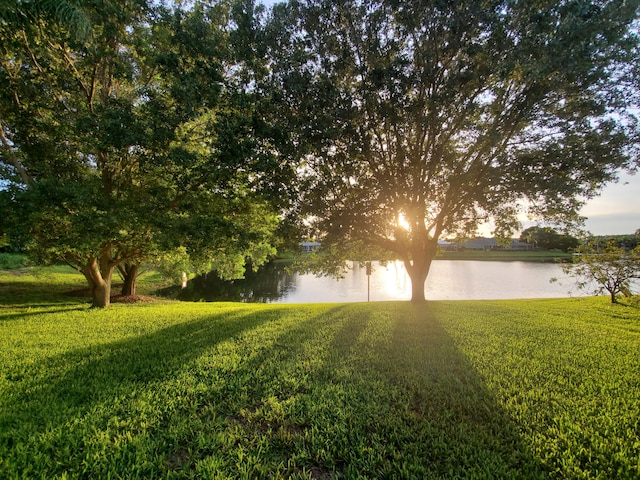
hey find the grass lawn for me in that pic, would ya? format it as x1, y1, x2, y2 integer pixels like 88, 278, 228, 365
1, 267, 639, 479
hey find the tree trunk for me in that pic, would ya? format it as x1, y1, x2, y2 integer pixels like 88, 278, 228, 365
119, 262, 140, 296
92, 277, 112, 308
81, 256, 115, 308
405, 258, 431, 302
0, 128, 30, 185
403, 237, 438, 303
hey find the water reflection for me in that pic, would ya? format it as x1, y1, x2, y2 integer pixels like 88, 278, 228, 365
161, 262, 295, 303
160, 260, 580, 303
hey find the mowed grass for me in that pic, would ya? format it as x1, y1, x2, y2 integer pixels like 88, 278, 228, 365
1, 269, 639, 479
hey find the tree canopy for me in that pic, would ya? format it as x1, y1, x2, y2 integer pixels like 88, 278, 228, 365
2, 0, 639, 305
266, 0, 640, 301
1, 0, 290, 307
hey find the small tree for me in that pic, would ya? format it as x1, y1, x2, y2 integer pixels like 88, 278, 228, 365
560, 240, 640, 303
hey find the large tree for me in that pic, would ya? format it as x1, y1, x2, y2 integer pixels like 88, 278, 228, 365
266, 0, 640, 301
1, 0, 286, 307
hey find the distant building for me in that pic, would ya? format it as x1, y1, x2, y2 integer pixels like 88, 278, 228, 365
300, 241, 321, 252
438, 240, 458, 251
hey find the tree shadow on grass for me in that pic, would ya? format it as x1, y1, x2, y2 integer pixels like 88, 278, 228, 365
0, 306, 292, 476
195, 303, 549, 479
0, 276, 87, 306
302, 303, 548, 478
0, 305, 88, 322
1, 303, 549, 479
375, 303, 548, 478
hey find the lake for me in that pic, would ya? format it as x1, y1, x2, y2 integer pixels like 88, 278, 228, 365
165, 260, 586, 303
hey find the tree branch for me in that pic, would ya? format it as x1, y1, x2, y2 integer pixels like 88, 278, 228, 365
0, 125, 30, 185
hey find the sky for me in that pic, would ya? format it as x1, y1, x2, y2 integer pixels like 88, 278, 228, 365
505, 171, 640, 237
578, 171, 640, 235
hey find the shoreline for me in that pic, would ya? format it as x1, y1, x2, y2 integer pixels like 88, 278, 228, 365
436, 250, 571, 262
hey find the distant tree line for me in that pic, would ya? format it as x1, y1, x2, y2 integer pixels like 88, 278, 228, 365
519, 227, 580, 252
588, 234, 640, 250
519, 226, 640, 252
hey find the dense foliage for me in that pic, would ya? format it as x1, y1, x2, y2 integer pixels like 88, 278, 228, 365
0, 0, 290, 306
266, 0, 640, 301
2, 0, 639, 305
590, 233, 640, 250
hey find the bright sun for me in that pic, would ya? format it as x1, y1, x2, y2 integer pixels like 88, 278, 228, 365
397, 213, 411, 230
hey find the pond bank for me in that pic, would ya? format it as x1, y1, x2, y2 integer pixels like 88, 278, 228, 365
437, 250, 571, 262
276, 250, 572, 263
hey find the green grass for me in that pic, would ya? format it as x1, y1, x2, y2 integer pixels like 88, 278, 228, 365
0, 265, 171, 305
0, 264, 85, 305
1, 269, 639, 478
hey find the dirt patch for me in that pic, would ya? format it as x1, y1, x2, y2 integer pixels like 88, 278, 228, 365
4, 268, 31, 276
111, 294, 156, 303
309, 466, 333, 479
167, 448, 190, 470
